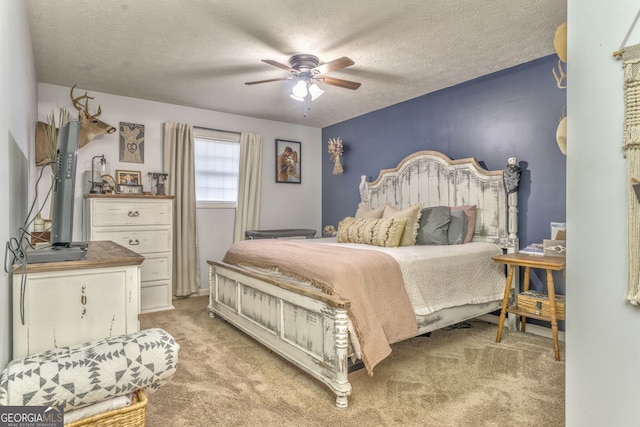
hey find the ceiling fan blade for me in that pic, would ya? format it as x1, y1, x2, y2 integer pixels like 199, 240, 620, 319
262, 59, 296, 73
244, 77, 289, 85
313, 57, 354, 75
317, 76, 361, 90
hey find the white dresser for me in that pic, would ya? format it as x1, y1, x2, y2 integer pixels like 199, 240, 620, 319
13, 241, 143, 358
85, 194, 175, 313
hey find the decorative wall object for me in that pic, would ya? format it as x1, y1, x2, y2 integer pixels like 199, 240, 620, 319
276, 139, 301, 183
35, 85, 116, 167
119, 122, 145, 163
552, 22, 567, 88
617, 38, 640, 304
553, 22, 567, 156
328, 137, 344, 175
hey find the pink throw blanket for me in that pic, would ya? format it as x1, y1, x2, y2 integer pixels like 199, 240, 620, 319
223, 239, 418, 374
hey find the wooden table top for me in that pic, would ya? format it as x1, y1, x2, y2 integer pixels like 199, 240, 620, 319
14, 241, 144, 274
492, 253, 566, 270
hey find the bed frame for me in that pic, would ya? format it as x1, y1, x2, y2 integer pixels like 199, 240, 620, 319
208, 150, 519, 408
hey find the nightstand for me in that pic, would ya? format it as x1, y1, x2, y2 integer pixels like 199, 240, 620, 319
493, 253, 566, 361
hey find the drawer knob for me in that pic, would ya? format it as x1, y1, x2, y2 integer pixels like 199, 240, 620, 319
129, 239, 140, 246
128, 211, 140, 217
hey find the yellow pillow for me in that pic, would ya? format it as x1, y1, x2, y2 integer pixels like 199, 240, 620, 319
354, 202, 385, 219
337, 217, 407, 247
382, 203, 423, 246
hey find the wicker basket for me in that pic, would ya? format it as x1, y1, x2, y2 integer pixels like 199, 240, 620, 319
65, 389, 147, 427
517, 291, 565, 320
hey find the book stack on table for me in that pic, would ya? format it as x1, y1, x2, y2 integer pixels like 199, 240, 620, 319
519, 243, 545, 256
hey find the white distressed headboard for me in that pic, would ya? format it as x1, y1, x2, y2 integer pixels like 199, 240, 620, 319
359, 150, 518, 246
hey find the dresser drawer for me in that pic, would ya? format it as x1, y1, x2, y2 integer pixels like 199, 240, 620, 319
91, 200, 171, 226
92, 229, 171, 253
141, 282, 173, 313
140, 254, 171, 282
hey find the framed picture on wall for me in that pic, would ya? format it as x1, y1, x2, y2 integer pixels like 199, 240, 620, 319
119, 122, 145, 164
276, 139, 301, 183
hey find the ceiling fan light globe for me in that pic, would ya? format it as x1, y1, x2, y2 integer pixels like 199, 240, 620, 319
309, 84, 324, 100
290, 93, 305, 102
292, 80, 308, 98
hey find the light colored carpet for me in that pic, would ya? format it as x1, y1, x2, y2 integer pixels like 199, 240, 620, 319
139, 296, 565, 427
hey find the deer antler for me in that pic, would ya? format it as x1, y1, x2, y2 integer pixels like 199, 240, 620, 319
70, 84, 101, 116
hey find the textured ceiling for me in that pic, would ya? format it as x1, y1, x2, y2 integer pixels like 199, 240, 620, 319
25, 0, 566, 128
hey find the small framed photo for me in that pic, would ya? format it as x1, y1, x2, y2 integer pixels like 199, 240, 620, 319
115, 169, 142, 186
276, 139, 301, 183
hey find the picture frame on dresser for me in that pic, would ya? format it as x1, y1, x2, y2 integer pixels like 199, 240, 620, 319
115, 169, 142, 186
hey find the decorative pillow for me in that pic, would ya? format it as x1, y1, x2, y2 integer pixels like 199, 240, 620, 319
382, 203, 423, 246
0, 328, 179, 411
416, 206, 451, 245
447, 209, 467, 245
337, 217, 407, 247
355, 202, 385, 219
451, 205, 477, 243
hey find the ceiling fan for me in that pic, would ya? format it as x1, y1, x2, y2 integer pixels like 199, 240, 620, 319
245, 54, 361, 91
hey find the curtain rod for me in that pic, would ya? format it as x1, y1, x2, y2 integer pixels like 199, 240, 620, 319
193, 125, 241, 135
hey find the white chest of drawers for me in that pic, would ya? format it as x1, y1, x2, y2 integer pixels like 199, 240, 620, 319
85, 194, 175, 313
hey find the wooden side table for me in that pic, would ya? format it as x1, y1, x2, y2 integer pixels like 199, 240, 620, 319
493, 253, 566, 361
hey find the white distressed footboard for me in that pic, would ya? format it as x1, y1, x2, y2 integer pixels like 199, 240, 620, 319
208, 261, 353, 408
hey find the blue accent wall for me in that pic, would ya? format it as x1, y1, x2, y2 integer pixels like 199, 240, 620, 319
322, 55, 566, 295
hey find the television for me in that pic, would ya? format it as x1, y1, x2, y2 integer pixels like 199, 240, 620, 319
51, 120, 80, 246
27, 120, 87, 263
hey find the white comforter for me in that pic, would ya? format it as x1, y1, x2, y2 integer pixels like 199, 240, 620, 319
309, 238, 506, 316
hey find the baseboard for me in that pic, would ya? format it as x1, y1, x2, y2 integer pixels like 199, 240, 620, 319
170, 288, 210, 300
196, 288, 209, 297
478, 313, 565, 343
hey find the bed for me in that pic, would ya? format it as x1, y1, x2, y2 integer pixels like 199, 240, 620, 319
208, 150, 519, 408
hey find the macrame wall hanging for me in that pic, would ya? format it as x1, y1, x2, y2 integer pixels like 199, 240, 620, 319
553, 22, 567, 156
614, 10, 640, 304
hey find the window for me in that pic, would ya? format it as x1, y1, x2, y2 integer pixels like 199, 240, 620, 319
193, 128, 240, 207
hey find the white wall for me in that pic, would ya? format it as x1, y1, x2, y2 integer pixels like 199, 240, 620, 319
1, 0, 37, 367
36, 83, 322, 291
567, 2, 640, 426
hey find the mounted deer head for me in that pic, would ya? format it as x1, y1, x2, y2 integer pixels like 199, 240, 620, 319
70, 84, 116, 148
35, 85, 116, 166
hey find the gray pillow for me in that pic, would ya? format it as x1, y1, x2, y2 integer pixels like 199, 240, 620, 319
448, 210, 468, 245
416, 206, 451, 245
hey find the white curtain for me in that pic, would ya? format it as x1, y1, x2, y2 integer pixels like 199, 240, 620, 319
163, 122, 200, 296
233, 133, 263, 242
